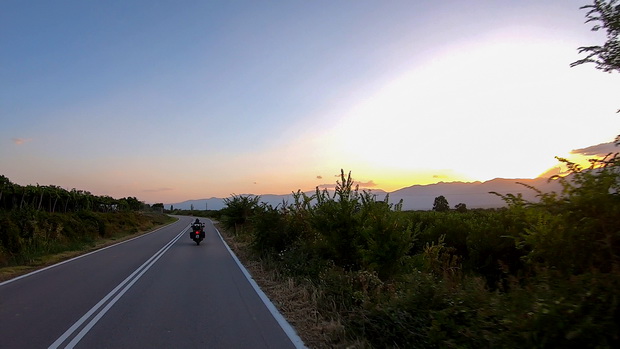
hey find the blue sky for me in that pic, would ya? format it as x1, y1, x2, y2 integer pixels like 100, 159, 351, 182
1, 1, 618, 203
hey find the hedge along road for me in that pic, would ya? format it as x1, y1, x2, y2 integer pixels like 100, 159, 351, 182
0, 216, 304, 349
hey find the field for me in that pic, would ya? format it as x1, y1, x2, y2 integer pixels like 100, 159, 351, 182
214, 159, 620, 348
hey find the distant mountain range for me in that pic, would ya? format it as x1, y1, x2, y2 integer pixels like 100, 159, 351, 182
166, 177, 564, 211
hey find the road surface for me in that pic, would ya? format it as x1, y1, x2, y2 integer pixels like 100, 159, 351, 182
0, 216, 304, 348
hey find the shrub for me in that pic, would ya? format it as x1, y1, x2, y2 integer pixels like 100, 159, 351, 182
504, 155, 620, 275
358, 195, 416, 280
220, 194, 260, 235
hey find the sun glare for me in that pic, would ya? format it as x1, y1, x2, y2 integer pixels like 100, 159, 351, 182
538, 151, 610, 178
320, 29, 617, 185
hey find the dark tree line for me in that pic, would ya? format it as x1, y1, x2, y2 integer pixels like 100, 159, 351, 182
0, 175, 143, 213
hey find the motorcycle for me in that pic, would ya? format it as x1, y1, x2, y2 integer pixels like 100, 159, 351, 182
189, 222, 206, 245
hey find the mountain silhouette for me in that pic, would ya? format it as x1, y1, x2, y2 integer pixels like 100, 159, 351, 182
166, 177, 563, 211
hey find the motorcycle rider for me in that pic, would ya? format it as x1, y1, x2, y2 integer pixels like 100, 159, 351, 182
192, 218, 202, 231
190, 218, 206, 245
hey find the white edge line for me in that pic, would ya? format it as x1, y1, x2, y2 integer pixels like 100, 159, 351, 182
0, 219, 179, 287
64, 230, 186, 349
49, 225, 189, 349
210, 220, 306, 349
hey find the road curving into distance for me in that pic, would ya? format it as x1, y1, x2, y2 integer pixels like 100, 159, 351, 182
0, 216, 304, 348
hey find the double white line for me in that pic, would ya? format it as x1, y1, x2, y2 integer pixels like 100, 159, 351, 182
48, 225, 189, 349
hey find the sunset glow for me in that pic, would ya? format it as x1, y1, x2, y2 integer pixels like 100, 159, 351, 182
1, 1, 618, 203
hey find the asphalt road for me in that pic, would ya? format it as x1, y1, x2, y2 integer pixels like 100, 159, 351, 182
0, 216, 304, 348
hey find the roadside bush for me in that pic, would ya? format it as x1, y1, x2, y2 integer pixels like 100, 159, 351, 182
0, 210, 171, 268
0, 211, 21, 254
311, 172, 363, 270
504, 156, 620, 275
353, 269, 620, 348
251, 204, 292, 256
77, 210, 106, 237
358, 194, 416, 280
351, 271, 451, 348
487, 270, 620, 348
278, 240, 328, 279
309, 171, 416, 279
464, 210, 525, 289
404, 211, 469, 258
220, 194, 260, 235
219, 159, 620, 347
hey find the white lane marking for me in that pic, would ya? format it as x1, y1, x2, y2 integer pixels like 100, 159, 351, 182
0, 220, 179, 287
210, 220, 307, 349
48, 224, 189, 349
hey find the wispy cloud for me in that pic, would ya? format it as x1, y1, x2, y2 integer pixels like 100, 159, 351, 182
12, 138, 32, 145
357, 180, 377, 188
143, 187, 173, 192
571, 142, 618, 156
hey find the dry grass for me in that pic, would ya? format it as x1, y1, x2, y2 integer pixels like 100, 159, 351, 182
215, 223, 365, 349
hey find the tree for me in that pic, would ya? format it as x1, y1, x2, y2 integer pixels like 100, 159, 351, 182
119, 197, 142, 211
433, 195, 450, 212
221, 194, 261, 234
572, 1, 620, 145
571, 0, 620, 73
454, 203, 468, 213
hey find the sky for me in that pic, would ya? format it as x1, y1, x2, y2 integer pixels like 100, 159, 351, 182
1, 0, 618, 204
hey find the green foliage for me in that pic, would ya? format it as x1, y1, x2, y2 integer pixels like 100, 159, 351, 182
403, 209, 522, 289
118, 196, 143, 211
77, 210, 107, 237
505, 155, 620, 275
0, 175, 146, 213
220, 194, 261, 235
220, 157, 620, 346
311, 171, 364, 270
354, 273, 490, 349
498, 271, 620, 347
358, 193, 416, 279
251, 204, 292, 255
217, 4, 620, 344
572, 0, 620, 73
406, 211, 470, 257
354, 270, 620, 348
454, 202, 468, 212
0, 208, 171, 268
0, 175, 170, 273
463, 210, 525, 289
225, 170, 417, 280
0, 211, 21, 254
